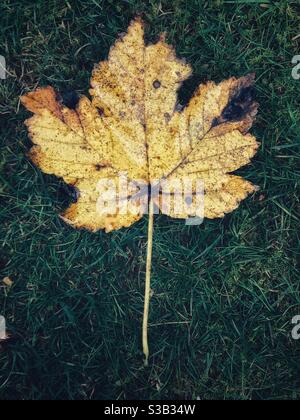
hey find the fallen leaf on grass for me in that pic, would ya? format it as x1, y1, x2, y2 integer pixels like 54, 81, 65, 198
21, 18, 260, 365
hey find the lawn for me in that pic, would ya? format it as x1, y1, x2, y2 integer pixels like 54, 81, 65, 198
0, 0, 300, 400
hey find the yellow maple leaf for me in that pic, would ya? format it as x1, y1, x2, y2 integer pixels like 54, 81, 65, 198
21, 18, 259, 365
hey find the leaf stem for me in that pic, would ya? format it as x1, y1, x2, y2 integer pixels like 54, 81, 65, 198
143, 195, 154, 367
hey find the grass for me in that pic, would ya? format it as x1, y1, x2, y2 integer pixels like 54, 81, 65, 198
0, 0, 300, 400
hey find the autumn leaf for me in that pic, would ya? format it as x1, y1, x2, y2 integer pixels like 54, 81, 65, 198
21, 18, 259, 233
21, 18, 259, 365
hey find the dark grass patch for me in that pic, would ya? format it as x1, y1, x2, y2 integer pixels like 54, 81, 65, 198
0, 0, 300, 400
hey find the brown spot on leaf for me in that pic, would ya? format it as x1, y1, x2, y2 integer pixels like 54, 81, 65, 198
153, 80, 161, 89
95, 164, 104, 171
212, 77, 258, 129
164, 112, 171, 122
222, 86, 256, 121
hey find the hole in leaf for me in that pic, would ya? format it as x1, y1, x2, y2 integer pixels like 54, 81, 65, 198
60, 90, 80, 109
